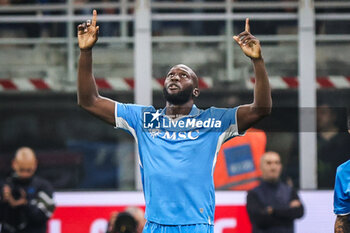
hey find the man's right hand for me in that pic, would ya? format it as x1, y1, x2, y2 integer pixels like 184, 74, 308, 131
78, 9, 99, 50
233, 18, 262, 60
2, 185, 27, 207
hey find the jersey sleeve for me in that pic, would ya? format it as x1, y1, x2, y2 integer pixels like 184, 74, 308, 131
114, 102, 145, 134
216, 106, 245, 142
333, 162, 350, 215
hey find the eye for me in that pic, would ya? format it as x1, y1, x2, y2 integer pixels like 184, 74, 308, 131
181, 73, 189, 78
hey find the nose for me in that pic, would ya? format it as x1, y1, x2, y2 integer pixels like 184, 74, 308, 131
170, 74, 180, 82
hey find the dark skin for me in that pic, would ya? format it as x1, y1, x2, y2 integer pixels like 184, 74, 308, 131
77, 10, 271, 132
335, 215, 350, 233
163, 64, 199, 117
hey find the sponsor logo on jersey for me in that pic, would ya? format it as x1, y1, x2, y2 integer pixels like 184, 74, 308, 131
143, 110, 222, 129
148, 128, 200, 140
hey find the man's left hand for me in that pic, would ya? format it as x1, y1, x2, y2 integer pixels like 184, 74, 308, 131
289, 199, 301, 208
233, 18, 262, 60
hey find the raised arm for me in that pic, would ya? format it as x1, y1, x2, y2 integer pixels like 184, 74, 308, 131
77, 10, 115, 125
233, 18, 272, 133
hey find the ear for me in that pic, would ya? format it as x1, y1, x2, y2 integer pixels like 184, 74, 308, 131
12, 160, 16, 171
193, 88, 200, 98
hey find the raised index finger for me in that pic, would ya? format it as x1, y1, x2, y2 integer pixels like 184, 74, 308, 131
245, 18, 250, 33
92, 9, 97, 27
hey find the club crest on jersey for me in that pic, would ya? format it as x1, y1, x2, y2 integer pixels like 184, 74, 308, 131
143, 110, 222, 129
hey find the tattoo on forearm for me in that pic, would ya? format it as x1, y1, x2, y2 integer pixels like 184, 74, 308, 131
335, 215, 350, 233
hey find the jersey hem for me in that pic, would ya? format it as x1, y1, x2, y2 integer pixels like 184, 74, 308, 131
145, 217, 214, 226
334, 210, 350, 216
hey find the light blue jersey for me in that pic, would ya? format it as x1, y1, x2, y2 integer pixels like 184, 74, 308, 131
334, 159, 350, 215
115, 103, 242, 225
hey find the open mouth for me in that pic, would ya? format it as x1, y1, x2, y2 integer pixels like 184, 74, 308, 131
168, 84, 180, 90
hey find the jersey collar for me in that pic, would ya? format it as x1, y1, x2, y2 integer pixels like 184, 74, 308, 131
160, 104, 200, 118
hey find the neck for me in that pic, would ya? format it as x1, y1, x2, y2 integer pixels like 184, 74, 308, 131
165, 100, 194, 118
262, 178, 279, 184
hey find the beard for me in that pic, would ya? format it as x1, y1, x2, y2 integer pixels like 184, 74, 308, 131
13, 174, 33, 185
163, 85, 193, 105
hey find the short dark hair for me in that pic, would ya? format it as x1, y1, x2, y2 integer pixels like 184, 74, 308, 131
111, 212, 137, 233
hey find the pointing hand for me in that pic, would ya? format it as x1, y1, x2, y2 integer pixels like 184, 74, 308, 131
78, 9, 99, 50
233, 18, 262, 60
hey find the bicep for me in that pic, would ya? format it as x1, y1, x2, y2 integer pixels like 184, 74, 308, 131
237, 104, 262, 133
247, 191, 266, 215
81, 96, 115, 126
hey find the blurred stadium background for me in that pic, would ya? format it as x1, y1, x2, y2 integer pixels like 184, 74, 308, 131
0, 0, 349, 232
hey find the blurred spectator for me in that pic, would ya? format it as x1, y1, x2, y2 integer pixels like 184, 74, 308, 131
106, 206, 145, 233
152, 0, 203, 36
214, 128, 266, 190
125, 206, 146, 233
0, 147, 56, 233
36, 0, 67, 37
0, 0, 67, 38
316, 0, 350, 35
287, 104, 350, 189
75, 0, 92, 15
0, 0, 10, 5
246, 151, 304, 233
75, 1, 120, 37
333, 159, 350, 233
108, 212, 137, 233
234, 0, 297, 36
317, 104, 350, 189
99, 0, 119, 37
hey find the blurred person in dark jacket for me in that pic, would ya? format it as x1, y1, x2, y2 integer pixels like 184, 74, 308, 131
0, 147, 55, 233
317, 104, 350, 188
246, 151, 304, 233
286, 104, 350, 189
